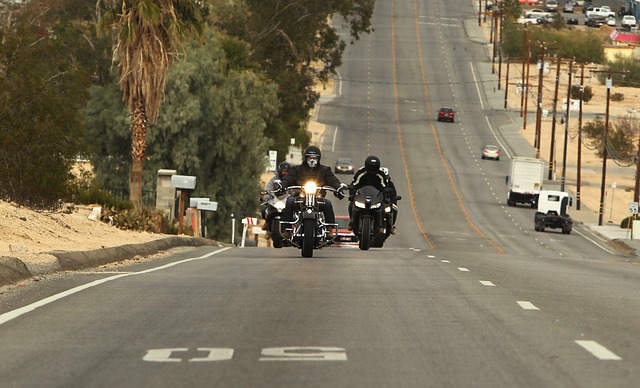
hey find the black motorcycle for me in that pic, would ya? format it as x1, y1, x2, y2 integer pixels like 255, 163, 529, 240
278, 181, 343, 258
350, 185, 400, 250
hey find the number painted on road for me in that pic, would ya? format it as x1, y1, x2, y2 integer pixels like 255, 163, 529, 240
143, 347, 347, 362
260, 347, 347, 361
143, 348, 234, 362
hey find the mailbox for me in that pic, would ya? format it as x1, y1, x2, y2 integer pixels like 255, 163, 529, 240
171, 175, 196, 190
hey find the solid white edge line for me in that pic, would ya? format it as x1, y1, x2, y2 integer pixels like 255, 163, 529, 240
572, 229, 616, 255
484, 116, 512, 160
469, 62, 485, 111
0, 247, 232, 326
575, 340, 622, 360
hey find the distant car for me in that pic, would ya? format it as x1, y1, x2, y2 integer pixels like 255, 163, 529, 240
606, 16, 616, 27
544, 0, 558, 12
334, 215, 358, 245
566, 17, 579, 25
622, 15, 637, 28
563, 3, 574, 13
482, 145, 500, 160
334, 158, 355, 174
437, 107, 455, 122
524, 9, 551, 18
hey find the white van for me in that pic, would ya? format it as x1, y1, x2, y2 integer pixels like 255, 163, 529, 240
545, 0, 558, 12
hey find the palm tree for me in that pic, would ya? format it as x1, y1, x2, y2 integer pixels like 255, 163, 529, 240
96, 0, 204, 210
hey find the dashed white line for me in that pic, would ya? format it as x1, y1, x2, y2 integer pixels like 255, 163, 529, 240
575, 340, 622, 360
517, 301, 540, 310
479, 281, 495, 286
441, 260, 451, 263
458, 267, 469, 272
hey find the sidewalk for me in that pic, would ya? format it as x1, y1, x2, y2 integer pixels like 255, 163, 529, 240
465, 17, 640, 256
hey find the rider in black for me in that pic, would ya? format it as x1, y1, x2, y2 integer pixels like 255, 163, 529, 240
279, 146, 347, 235
348, 155, 398, 234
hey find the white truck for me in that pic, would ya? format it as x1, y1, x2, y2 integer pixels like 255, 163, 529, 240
534, 190, 573, 234
506, 157, 545, 207
585, 7, 615, 19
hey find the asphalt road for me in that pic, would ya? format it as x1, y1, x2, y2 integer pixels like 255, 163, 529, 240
2, 0, 640, 386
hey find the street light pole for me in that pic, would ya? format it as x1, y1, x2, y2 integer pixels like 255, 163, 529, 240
598, 77, 612, 226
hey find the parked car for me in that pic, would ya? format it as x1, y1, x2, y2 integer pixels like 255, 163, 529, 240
517, 16, 543, 24
437, 107, 455, 122
544, 0, 558, 12
334, 157, 355, 174
563, 3, 574, 13
334, 215, 358, 245
481, 145, 500, 161
585, 16, 605, 27
622, 15, 637, 28
566, 17, 579, 25
606, 16, 616, 27
524, 9, 552, 18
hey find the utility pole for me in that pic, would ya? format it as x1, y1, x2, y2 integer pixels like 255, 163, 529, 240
548, 57, 563, 178
561, 60, 574, 193
577, 64, 586, 210
591, 69, 628, 225
504, 57, 510, 109
520, 28, 529, 118
534, 43, 547, 155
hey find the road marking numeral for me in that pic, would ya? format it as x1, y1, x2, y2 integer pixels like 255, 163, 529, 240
143, 347, 347, 362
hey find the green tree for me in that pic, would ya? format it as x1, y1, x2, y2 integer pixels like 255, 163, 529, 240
0, 1, 91, 208
582, 115, 637, 160
211, 0, 374, 161
571, 85, 593, 103
96, 0, 206, 211
85, 31, 279, 240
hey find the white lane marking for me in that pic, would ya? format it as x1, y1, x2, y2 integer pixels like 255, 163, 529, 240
573, 229, 616, 255
469, 63, 485, 110
331, 125, 339, 152
575, 340, 622, 360
260, 347, 347, 361
426, 254, 435, 258
517, 301, 540, 310
143, 348, 188, 362
441, 260, 451, 263
480, 281, 495, 286
458, 267, 469, 272
0, 248, 232, 326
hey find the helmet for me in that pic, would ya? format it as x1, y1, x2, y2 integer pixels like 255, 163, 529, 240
364, 155, 381, 173
303, 145, 321, 169
276, 162, 291, 179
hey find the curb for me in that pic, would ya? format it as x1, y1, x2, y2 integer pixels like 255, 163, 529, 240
0, 236, 225, 287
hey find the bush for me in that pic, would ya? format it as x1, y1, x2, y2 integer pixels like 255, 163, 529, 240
571, 85, 593, 103
611, 92, 624, 102
621, 216, 637, 229
100, 207, 170, 233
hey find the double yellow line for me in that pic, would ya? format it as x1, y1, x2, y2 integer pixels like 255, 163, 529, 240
390, 0, 505, 254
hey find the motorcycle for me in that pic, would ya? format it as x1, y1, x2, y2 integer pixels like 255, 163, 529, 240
350, 185, 401, 250
278, 181, 343, 258
260, 190, 290, 248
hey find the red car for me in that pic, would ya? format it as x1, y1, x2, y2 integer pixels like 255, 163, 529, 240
333, 215, 358, 246
437, 107, 455, 122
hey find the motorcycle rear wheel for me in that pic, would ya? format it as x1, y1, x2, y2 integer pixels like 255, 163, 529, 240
302, 218, 315, 257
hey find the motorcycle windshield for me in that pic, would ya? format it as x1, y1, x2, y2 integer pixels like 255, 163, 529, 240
354, 185, 384, 203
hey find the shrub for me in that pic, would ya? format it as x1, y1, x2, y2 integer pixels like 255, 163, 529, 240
611, 92, 624, 102
571, 85, 593, 103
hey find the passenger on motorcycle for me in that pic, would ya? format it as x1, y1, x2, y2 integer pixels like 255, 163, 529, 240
278, 146, 348, 236
261, 162, 292, 236
348, 155, 398, 234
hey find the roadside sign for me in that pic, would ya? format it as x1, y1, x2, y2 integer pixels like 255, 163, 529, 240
629, 202, 638, 215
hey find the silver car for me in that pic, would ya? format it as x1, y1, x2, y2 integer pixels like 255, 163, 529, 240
482, 145, 500, 160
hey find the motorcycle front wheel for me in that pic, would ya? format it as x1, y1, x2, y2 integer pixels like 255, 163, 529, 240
359, 218, 371, 250
301, 218, 315, 258
272, 219, 283, 248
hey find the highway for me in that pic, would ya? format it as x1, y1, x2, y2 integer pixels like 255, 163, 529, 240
2, 0, 640, 386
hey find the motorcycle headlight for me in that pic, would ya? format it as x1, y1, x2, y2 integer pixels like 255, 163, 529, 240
371, 203, 382, 209
384, 206, 391, 213
274, 201, 286, 210
304, 181, 317, 194
355, 201, 366, 209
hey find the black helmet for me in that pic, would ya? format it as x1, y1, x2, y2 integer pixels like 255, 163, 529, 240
276, 162, 291, 179
364, 155, 381, 173
303, 145, 321, 168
